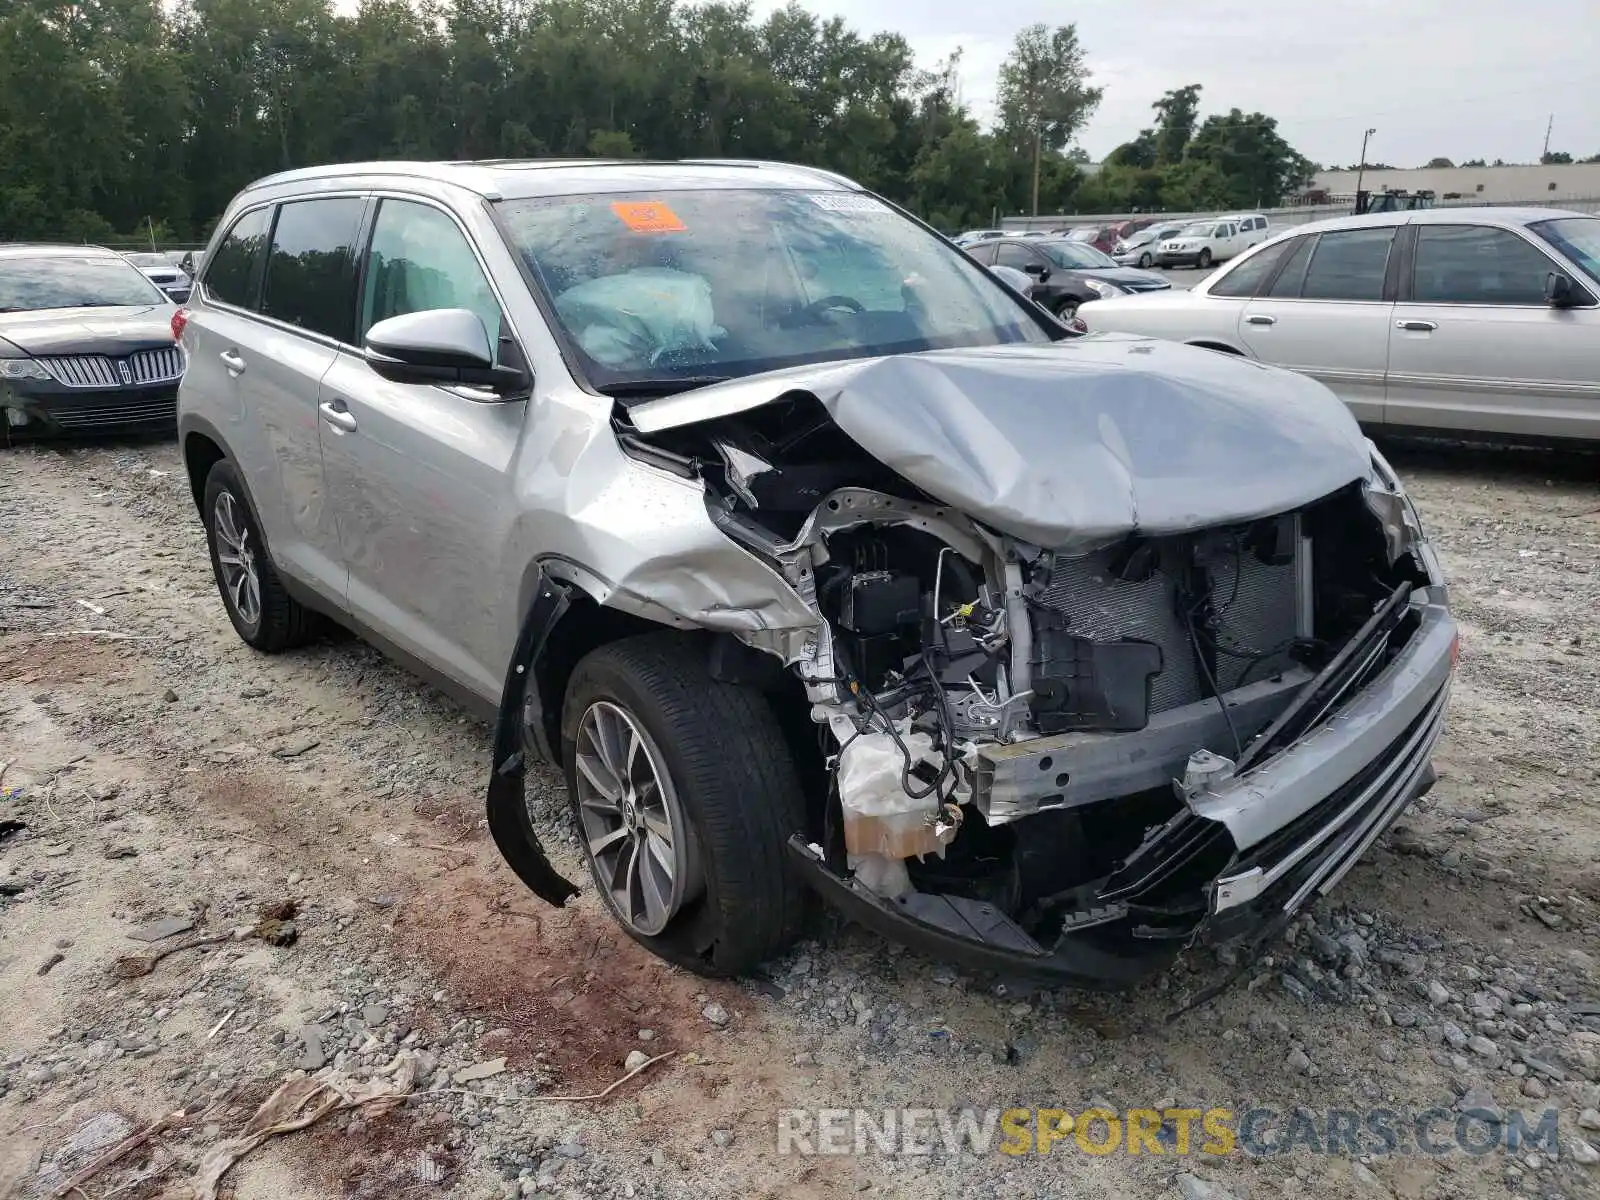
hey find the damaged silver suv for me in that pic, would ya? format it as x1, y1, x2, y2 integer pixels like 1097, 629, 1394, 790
176, 160, 1457, 985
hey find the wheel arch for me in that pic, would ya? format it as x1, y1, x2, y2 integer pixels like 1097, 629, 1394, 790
1187, 339, 1247, 355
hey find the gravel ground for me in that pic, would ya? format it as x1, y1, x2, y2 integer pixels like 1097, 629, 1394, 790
1, 435, 1597, 1200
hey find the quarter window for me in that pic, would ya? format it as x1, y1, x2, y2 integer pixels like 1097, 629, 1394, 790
994, 243, 1040, 270
1299, 228, 1394, 301
1209, 240, 1293, 298
1412, 225, 1559, 306
360, 199, 503, 351
260, 198, 366, 342
1264, 237, 1315, 298
203, 208, 271, 309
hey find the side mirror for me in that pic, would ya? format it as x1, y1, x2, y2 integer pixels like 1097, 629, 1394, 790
1023, 262, 1049, 281
364, 308, 528, 394
1545, 271, 1575, 308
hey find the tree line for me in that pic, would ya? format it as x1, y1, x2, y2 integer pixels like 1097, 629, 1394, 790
0, 0, 1318, 245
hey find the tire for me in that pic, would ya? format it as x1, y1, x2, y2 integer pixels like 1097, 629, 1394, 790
560, 632, 808, 976
1138, 252, 1153, 269
1056, 297, 1081, 320
1197, 248, 1213, 269
202, 459, 321, 652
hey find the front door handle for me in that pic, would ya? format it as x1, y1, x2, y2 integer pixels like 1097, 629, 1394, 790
319, 400, 358, 433
1397, 319, 1438, 332
219, 350, 245, 374
1245, 314, 1276, 326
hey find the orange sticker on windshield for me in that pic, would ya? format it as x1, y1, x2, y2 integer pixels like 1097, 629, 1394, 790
611, 201, 686, 233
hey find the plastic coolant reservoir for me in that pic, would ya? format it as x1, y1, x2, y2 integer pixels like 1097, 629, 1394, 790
836, 730, 945, 860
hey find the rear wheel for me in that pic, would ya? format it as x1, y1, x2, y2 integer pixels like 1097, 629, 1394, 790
203, 460, 320, 652
1197, 248, 1213, 269
560, 633, 808, 976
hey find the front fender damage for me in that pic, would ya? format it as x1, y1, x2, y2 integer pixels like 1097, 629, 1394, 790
484, 570, 580, 907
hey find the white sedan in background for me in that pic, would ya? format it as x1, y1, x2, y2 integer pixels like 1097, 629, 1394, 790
1080, 207, 1600, 443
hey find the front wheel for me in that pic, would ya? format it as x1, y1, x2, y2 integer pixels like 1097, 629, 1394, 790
1056, 297, 1081, 320
560, 633, 808, 976
1197, 248, 1213, 269
1138, 252, 1153, 268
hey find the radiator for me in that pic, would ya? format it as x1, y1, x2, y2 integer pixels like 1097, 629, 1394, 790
1032, 518, 1308, 715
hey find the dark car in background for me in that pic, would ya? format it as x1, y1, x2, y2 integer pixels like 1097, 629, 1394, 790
1, 245, 185, 438
965, 236, 1171, 319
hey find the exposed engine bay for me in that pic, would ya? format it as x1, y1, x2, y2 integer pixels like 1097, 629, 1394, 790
620, 376, 1448, 981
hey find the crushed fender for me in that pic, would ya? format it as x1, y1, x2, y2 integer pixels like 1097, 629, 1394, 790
484, 572, 580, 907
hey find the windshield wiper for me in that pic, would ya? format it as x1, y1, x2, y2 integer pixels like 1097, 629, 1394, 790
597, 376, 731, 399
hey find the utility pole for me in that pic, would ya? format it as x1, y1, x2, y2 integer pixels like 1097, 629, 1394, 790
1031, 123, 1042, 217
1354, 127, 1377, 199
1542, 113, 1554, 162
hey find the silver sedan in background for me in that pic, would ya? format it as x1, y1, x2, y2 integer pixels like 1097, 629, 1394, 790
1080, 207, 1600, 443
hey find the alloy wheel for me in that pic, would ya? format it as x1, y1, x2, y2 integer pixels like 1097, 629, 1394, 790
572, 700, 692, 936
213, 491, 262, 629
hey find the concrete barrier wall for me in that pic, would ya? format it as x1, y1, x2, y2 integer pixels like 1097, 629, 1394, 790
1001, 196, 1600, 233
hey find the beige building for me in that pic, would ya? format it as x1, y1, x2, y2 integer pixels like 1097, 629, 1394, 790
1310, 162, 1600, 204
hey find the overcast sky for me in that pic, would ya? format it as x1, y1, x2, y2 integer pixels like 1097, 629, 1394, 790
746, 0, 1600, 170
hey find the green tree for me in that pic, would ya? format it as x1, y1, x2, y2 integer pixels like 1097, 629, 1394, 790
1151, 83, 1201, 165
994, 22, 1101, 216
1187, 109, 1314, 208
1423, 156, 1455, 168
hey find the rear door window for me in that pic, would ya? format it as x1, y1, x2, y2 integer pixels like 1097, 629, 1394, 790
202, 208, 271, 309
1298, 228, 1395, 301
994, 242, 1042, 271
260, 198, 366, 343
965, 242, 999, 266
1411, 224, 1559, 306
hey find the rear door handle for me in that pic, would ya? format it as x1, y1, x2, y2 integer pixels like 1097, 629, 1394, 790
1245, 314, 1276, 326
319, 400, 358, 433
1397, 319, 1438, 332
219, 350, 245, 374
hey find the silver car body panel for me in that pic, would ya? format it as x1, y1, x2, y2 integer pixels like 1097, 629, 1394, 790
633, 336, 1373, 555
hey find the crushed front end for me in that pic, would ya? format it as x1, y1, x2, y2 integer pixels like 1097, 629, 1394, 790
624, 344, 1458, 986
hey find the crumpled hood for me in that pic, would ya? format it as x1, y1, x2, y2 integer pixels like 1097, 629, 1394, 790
0, 305, 174, 358
631, 334, 1373, 552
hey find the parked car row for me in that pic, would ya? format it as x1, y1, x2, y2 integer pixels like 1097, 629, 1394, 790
962, 234, 1171, 319
957, 213, 1272, 267
1082, 206, 1600, 443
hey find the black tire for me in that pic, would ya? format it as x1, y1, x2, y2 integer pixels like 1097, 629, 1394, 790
1197, 248, 1213, 269
202, 459, 320, 652
1138, 251, 1153, 269
1056, 297, 1081, 320
560, 632, 808, 976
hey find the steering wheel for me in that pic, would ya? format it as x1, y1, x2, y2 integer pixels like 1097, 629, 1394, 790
782, 294, 864, 326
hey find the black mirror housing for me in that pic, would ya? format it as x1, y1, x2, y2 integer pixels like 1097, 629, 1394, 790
1545, 271, 1575, 308
1023, 262, 1049, 279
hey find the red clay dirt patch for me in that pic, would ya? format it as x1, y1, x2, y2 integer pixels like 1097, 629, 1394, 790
395, 870, 737, 1096
0, 633, 134, 686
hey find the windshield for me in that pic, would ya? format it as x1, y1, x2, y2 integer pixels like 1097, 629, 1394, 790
1178, 223, 1217, 238
497, 189, 1051, 391
1040, 241, 1118, 270
0, 256, 167, 313
124, 253, 168, 268
1532, 217, 1600, 285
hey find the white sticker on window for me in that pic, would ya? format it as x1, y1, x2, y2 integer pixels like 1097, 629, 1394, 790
808, 192, 890, 214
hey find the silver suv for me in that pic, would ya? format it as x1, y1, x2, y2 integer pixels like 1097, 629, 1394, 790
177, 160, 1457, 984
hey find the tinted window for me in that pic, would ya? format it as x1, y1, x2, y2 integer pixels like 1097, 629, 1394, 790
203, 207, 271, 309
1299, 228, 1394, 301
1532, 216, 1600, 285
1412, 225, 1559, 305
361, 200, 502, 354
260, 198, 365, 342
994, 242, 1042, 270
1265, 237, 1314, 297
1210, 241, 1293, 298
